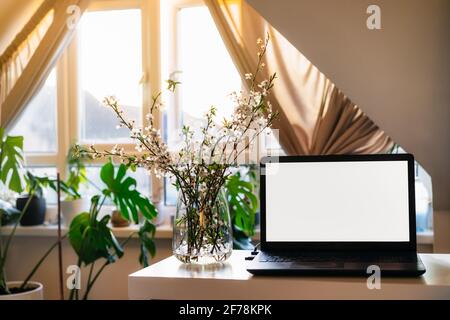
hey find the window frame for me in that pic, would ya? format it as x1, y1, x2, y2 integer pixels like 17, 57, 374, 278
69, 0, 161, 201
15, 0, 283, 207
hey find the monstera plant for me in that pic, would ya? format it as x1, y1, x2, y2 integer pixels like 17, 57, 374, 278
225, 167, 259, 249
0, 128, 25, 193
0, 128, 59, 299
67, 160, 157, 300
100, 161, 156, 224
68, 195, 124, 300
100, 161, 157, 266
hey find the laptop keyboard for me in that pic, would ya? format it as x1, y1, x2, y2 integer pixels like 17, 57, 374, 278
259, 252, 417, 263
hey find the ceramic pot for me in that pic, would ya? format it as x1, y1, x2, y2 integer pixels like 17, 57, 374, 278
0, 281, 43, 300
111, 209, 130, 228
61, 198, 90, 226
16, 195, 46, 226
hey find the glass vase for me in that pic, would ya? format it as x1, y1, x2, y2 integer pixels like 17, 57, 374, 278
173, 187, 233, 264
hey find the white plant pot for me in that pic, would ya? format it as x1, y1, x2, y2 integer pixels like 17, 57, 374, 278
0, 281, 43, 300
61, 198, 90, 226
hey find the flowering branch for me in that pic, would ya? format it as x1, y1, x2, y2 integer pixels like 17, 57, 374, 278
74, 35, 278, 262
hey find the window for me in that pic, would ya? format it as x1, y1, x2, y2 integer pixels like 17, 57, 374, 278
9, 69, 57, 154
163, 5, 242, 146
8, 0, 281, 209
161, 2, 285, 202
79, 9, 143, 143
177, 6, 241, 130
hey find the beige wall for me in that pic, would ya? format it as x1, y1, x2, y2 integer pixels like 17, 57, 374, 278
246, 0, 450, 251
4, 234, 434, 300
0, 0, 44, 54
4, 236, 173, 300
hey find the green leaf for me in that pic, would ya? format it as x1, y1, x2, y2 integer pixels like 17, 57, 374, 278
138, 220, 156, 267
100, 161, 115, 187
68, 197, 123, 265
225, 172, 258, 237
0, 130, 25, 193
100, 161, 158, 224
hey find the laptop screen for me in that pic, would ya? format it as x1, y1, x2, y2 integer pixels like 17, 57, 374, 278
265, 160, 410, 242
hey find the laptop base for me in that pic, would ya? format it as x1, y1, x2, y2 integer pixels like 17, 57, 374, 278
247, 252, 426, 277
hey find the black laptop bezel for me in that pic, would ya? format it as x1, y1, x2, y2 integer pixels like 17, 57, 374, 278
259, 154, 417, 252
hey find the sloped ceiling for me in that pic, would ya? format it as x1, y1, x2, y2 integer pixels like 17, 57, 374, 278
247, 0, 450, 210
0, 0, 44, 54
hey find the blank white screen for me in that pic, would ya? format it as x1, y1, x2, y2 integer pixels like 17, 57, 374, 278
265, 161, 410, 242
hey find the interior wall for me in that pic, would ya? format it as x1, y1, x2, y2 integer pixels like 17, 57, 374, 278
246, 0, 450, 251
4, 236, 173, 300
0, 0, 44, 54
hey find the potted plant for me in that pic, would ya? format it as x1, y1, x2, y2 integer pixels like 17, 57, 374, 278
68, 194, 123, 300
76, 35, 277, 264
0, 128, 61, 299
32, 148, 90, 226
99, 161, 158, 267
16, 172, 47, 226
59, 147, 90, 226
17, 171, 84, 226
68, 162, 158, 299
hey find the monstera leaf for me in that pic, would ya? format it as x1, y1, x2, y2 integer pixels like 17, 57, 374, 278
68, 195, 123, 265
100, 161, 157, 224
0, 128, 25, 193
138, 220, 156, 267
226, 172, 258, 237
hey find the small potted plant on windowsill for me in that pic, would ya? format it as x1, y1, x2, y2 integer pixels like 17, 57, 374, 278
16, 172, 47, 226
0, 128, 62, 299
58, 147, 90, 226
33, 148, 90, 226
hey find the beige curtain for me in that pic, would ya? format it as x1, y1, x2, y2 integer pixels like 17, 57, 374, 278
206, 0, 393, 155
0, 0, 89, 128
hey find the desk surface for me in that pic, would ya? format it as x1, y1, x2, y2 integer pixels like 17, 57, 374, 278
128, 250, 450, 300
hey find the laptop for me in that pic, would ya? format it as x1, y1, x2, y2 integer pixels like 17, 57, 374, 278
247, 154, 426, 276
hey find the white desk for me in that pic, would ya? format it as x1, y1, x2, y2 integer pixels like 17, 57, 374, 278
128, 250, 450, 300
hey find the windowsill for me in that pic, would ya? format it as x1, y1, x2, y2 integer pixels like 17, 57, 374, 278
0, 223, 174, 239
417, 230, 434, 245
0, 223, 434, 245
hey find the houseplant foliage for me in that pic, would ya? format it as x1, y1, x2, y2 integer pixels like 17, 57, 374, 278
68, 195, 123, 300
76, 36, 278, 264
33, 149, 89, 225
100, 160, 157, 224
225, 166, 259, 249
0, 129, 61, 297
0, 128, 25, 193
99, 160, 157, 266
68, 161, 157, 300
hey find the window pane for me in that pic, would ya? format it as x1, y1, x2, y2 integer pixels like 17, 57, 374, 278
79, 9, 143, 143
9, 69, 57, 153
169, 6, 241, 143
